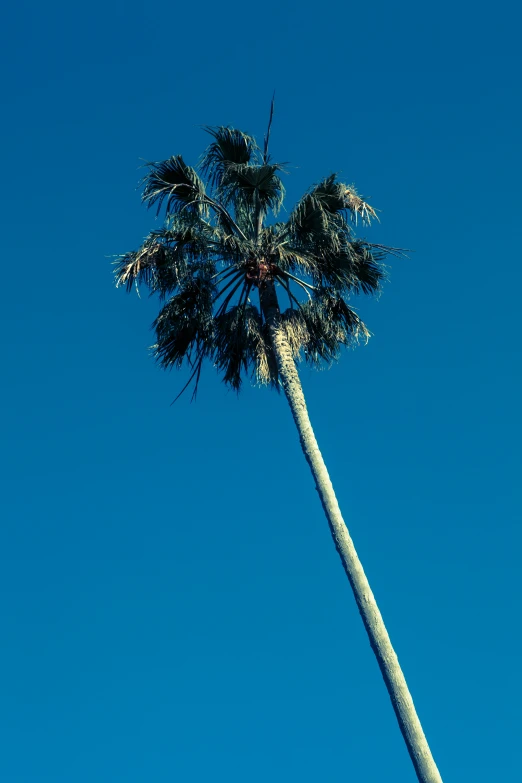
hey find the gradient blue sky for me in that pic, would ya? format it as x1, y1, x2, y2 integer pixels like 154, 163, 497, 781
1, 1, 521, 781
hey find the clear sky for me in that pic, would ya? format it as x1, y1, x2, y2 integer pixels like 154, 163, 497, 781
1, 1, 520, 781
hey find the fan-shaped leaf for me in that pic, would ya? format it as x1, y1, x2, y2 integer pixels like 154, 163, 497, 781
309, 239, 386, 294
311, 174, 378, 225
153, 275, 215, 369
312, 174, 348, 213
286, 194, 329, 243
142, 155, 208, 216
218, 162, 286, 216
200, 126, 259, 190
214, 304, 279, 390
278, 289, 369, 366
114, 214, 217, 297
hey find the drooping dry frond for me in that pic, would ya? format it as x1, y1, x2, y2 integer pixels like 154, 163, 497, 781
280, 308, 311, 358
253, 323, 279, 387
114, 243, 164, 294
115, 213, 217, 298
279, 290, 370, 367
342, 186, 378, 225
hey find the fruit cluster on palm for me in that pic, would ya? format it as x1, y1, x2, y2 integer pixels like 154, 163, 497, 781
115, 119, 443, 783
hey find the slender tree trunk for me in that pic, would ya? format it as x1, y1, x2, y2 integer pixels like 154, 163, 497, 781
260, 281, 443, 783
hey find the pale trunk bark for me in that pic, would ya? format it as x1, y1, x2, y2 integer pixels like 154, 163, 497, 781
260, 282, 443, 783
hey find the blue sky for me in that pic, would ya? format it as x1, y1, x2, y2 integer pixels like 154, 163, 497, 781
1, 1, 521, 781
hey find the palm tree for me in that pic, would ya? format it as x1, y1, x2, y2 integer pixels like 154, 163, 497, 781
114, 112, 443, 783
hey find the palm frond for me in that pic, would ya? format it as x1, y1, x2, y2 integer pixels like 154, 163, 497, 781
305, 289, 370, 363
235, 199, 259, 237
312, 174, 350, 214
345, 241, 387, 295
213, 303, 254, 391
215, 231, 255, 266
280, 289, 369, 366
199, 126, 259, 190
284, 176, 377, 256
273, 244, 318, 277
308, 239, 387, 295
114, 244, 163, 294
152, 273, 215, 370
342, 186, 378, 225
214, 303, 279, 390
311, 174, 378, 225
219, 162, 286, 218
285, 193, 329, 243
142, 155, 208, 216
114, 213, 216, 297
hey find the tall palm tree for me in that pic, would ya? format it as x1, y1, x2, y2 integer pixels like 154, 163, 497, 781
115, 114, 443, 783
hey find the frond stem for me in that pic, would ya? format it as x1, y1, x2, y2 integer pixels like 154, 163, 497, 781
238, 280, 254, 311
201, 195, 249, 242
171, 348, 206, 404
365, 243, 410, 258
215, 278, 247, 318
278, 269, 317, 292
277, 275, 294, 310
213, 272, 244, 303
212, 266, 243, 283
274, 277, 306, 311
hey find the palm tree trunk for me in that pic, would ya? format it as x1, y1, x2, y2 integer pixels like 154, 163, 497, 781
260, 281, 443, 783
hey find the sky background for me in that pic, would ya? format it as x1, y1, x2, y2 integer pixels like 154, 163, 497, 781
1, 1, 521, 781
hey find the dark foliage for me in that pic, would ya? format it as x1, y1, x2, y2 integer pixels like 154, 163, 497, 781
116, 124, 403, 397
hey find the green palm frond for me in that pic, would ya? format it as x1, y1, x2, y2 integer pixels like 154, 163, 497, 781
345, 241, 387, 295
218, 162, 286, 216
115, 213, 216, 297
199, 125, 286, 234
311, 174, 350, 214
152, 270, 215, 370
199, 126, 259, 190
214, 303, 257, 391
210, 198, 257, 241
214, 304, 279, 389
214, 231, 252, 263
286, 193, 330, 243
142, 155, 208, 216
273, 244, 318, 277
305, 239, 386, 294
285, 176, 377, 253
312, 174, 377, 224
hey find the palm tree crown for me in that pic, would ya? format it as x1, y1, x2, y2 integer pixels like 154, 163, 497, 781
115, 124, 401, 396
